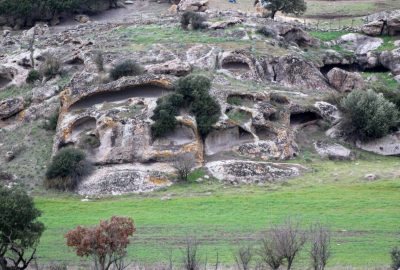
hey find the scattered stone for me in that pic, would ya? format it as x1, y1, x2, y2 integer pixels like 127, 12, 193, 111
74, 14, 90, 24
125, 0, 134, 4
314, 101, 341, 124
364, 173, 379, 181
145, 59, 192, 76
5, 151, 15, 162
314, 141, 355, 161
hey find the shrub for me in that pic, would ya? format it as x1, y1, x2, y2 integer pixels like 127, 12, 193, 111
151, 74, 220, 138
79, 134, 101, 149
26, 69, 42, 83
256, 27, 278, 38
40, 54, 61, 79
391, 246, 400, 270
93, 51, 104, 72
340, 89, 399, 140
45, 148, 90, 191
371, 82, 400, 111
270, 92, 289, 104
180, 11, 206, 30
43, 110, 59, 131
172, 153, 196, 182
110, 60, 144, 81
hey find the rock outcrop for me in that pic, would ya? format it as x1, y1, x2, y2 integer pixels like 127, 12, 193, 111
356, 132, 400, 156
0, 97, 24, 120
362, 10, 400, 36
206, 160, 306, 184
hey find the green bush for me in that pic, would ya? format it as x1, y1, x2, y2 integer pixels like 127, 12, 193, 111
151, 74, 220, 138
45, 148, 90, 191
26, 69, 42, 83
43, 110, 59, 131
40, 54, 61, 79
110, 60, 144, 81
340, 89, 399, 140
180, 11, 206, 30
79, 134, 101, 149
370, 83, 400, 111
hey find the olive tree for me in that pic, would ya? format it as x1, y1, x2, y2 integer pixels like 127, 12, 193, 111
0, 185, 45, 270
256, 0, 307, 19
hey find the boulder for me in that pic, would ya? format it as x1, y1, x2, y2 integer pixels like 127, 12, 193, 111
379, 48, 400, 75
361, 20, 385, 36
74, 14, 90, 24
338, 33, 383, 54
314, 141, 354, 160
206, 160, 306, 184
314, 101, 341, 124
364, 173, 379, 181
326, 68, 364, 92
356, 131, 400, 156
0, 97, 24, 120
387, 16, 400, 36
177, 0, 208, 11
145, 59, 192, 76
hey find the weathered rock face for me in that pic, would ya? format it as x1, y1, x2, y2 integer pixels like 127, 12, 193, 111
219, 50, 265, 81
362, 11, 400, 36
77, 163, 173, 195
207, 17, 243, 30
177, 0, 208, 12
327, 68, 364, 92
0, 97, 24, 120
314, 141, 354, 160
206, 160, 306, 184
54, 74, 204, 165
274, 55, 331, 91
356, 132, 400, 156
337, 33, 383, 55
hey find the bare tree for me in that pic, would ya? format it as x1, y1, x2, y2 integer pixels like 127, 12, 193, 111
182, 238, 200, 270
258, 235, 284, 270
310, 223, 331, 270
276, 218, 307, 270
260, 218, 306, 270
234, 246, 253, 270
173, 154, 195, 182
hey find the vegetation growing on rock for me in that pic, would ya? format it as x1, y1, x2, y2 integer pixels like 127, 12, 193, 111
110, 60, 144, 81
151, 74, 221, 138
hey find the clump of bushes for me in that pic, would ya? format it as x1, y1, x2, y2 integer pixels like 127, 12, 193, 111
44, 148, 91, 191
151, 74, 221, 138
110, 60, 144, 81
40, 53, 62, 79
26, 69, 42, 83
340, 89, 399, 140
256, 26, 278, 38
391, 246, 400, 270
180, 11, 206, 30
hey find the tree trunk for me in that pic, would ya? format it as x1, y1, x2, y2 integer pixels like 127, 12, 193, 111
271, 10, 277, 19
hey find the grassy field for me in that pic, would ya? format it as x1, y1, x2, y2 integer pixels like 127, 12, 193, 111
34, 152, 400, 269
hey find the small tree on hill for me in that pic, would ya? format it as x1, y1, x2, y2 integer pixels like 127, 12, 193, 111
309, 223, 331, 270
256, 0, 307, 19
0, 185, 45, 270
65, 216, 136, 270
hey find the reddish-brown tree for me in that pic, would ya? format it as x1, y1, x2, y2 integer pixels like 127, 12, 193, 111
65, 216, 135, 270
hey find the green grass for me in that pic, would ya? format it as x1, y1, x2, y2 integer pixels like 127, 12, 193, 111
34, 155, 400, 268
115, 25, 244, 46
377, 36, 400, 52
309, 31, 348, 42
0, 85, 33, 100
